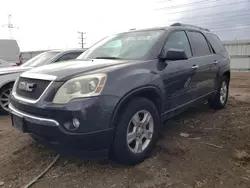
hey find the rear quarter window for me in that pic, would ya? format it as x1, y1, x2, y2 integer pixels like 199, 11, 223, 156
206, 33, 226, 53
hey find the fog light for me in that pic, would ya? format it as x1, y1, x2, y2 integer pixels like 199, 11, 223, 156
63, 118, 80, 131
72, 118, 80, 129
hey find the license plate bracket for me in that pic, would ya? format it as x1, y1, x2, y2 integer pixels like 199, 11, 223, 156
11, 114, 26, 132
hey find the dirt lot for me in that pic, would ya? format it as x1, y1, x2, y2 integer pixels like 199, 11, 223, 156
1, 72, 250, 188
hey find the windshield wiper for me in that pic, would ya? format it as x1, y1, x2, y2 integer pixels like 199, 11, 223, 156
95, 56, 123, 60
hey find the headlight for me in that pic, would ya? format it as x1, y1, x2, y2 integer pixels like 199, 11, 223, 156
53, 73, 107, 104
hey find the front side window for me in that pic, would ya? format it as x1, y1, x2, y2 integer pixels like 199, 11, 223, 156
164, 31, 192, 57
77, 30, 165, 60
188, 31, 211, 56
22, 51, 60, 67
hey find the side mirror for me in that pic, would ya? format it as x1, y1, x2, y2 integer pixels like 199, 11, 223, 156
159, 48, 188, 61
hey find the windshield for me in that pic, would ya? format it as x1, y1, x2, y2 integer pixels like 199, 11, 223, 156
77, 30, 164, 60
22, 51, 60, 67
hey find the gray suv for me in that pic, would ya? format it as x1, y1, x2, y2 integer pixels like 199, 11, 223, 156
9, 23, 230, 164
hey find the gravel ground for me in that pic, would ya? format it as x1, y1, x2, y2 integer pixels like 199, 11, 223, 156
0, 72, 250, 188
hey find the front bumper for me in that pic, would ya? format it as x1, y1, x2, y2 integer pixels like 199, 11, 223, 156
9, 95, 120, 159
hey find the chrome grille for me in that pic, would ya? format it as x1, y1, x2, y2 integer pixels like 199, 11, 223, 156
15, 77, 51, 100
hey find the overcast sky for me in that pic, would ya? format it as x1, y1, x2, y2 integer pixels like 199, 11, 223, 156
0, 0, 249, 51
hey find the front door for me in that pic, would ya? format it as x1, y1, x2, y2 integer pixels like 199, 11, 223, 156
159, 30, 198, 112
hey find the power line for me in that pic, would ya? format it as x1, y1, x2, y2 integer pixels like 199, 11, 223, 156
164, 10, 250, 23
213, 27, 250, 32
184, 15, 250, 27
158, 0, 249, 15
154, 0, 250, 39
78, 31, 86, 49
180, 20, 250, 31
210, 24, 250, 30
184, 17, 250, 28
199, 17, 250, 27
155, 0, 224, 10
214, 29, 250, 36
156, 0, 172, 3
198, 23, 250, 30
161, 12, 250, 31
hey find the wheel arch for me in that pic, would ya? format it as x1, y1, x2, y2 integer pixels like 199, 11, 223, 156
110, 86, 163, 128
0, 80, 15, 113
0, 80, 15, 91
222, 70, 230, 81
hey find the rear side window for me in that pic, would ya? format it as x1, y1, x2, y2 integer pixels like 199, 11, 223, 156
55, 52, 82, 63
164, 31, 192, 57
206, 33, 226, 53
188, 31, 211, 57
22, 52, 60, 67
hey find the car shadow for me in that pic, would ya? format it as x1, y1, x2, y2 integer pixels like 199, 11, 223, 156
55, 103, 215, 168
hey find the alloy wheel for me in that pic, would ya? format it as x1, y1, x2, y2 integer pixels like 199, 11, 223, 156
220, 81, 228, 104
126, 110, 154, 154
0, 88, 12, 112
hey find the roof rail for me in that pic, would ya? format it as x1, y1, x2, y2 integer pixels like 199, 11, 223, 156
171, 23, 210, 31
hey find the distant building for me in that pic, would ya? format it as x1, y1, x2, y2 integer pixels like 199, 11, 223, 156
223, 40, 250, 71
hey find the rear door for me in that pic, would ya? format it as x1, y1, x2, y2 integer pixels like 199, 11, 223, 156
160, 30, 198, 110
206, 33, 229, 89
187, 31, 217, 97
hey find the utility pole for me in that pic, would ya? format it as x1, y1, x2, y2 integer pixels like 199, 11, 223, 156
2, 14, 18, 39
78, 31, 86, 48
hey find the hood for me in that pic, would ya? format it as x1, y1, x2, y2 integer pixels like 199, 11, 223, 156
0, 66, 32, 76
26, 59, 135, 80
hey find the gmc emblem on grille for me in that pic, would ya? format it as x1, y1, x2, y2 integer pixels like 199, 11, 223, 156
18, 82, 36, 92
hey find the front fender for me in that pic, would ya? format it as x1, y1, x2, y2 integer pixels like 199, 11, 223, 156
110, 85, 164, 128
0, 72, 21, 89
103, 68, 165, 98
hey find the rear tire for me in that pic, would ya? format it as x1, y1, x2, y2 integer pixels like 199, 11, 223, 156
209, 76, 229, 110
111, 97, 160, 165
0, 83, 13, 114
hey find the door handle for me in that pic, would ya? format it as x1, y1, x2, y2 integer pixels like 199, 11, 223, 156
214, 60, 219, 64
192, 65, 199, 69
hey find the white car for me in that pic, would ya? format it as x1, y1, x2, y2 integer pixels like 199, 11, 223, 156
0, 49, 86, 113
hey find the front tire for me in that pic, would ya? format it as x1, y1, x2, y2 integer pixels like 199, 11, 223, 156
209, 76, 229, 109
111, 97, 160, 165
0, 83, 13, 114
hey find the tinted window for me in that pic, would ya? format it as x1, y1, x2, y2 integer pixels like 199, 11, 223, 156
22, 52, 59, 67
54, 52, 82, 62
206, 33, 226, 53
164, 31, 192, 57
77, 30, 164, 60
188, 31, 211, 56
